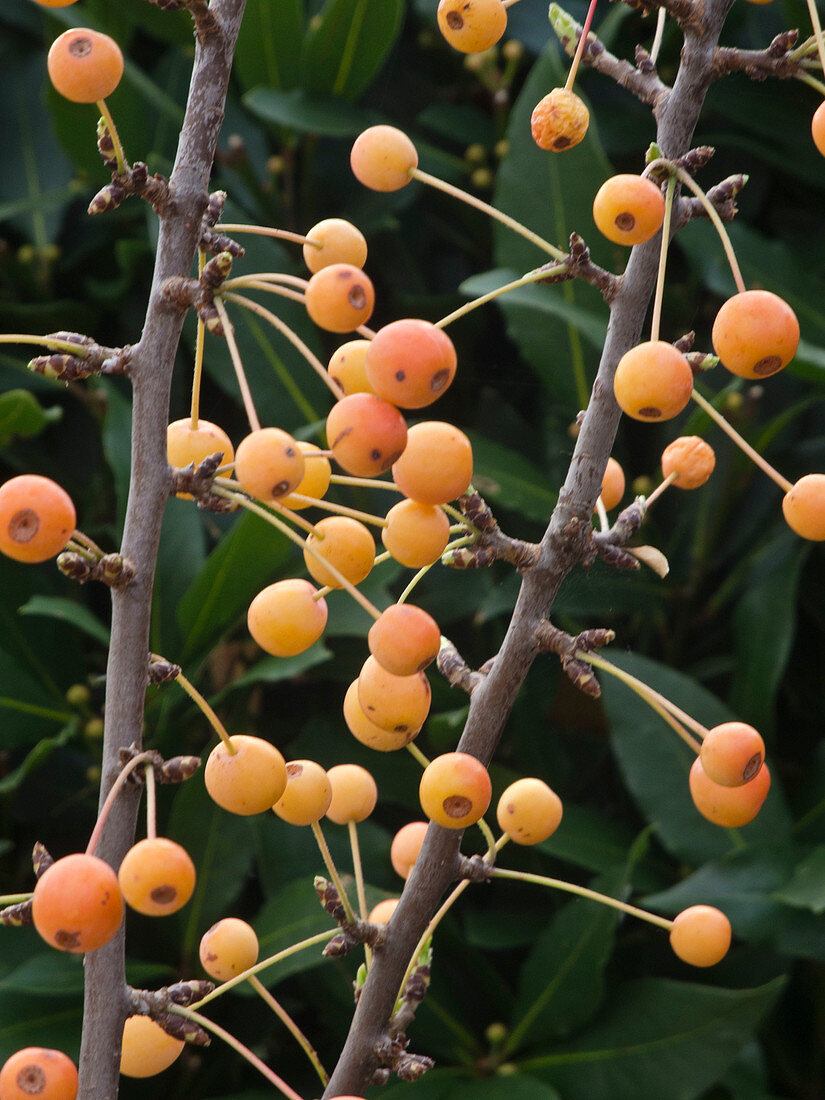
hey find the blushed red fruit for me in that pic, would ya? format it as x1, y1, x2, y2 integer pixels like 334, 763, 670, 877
391, 421, 473, 504
531, 88, 589, 151
0, 475, 76, 563
711, 290, 799, 379
305, 264, 375, 333
119, 1016, 184, 1078
592, 175, 666, 246
117, 837, 196, 916
613, 341, 693, 421
32, 853, 124, 954
689, 757, 770, 827
0, 1048, 78, 1100
204, 735, 287, 815
47, 28, 124, 103
700, 722, 765, 787
669, 905, 731, 967
326, 393, 408, 477
351, 126, 418, 192
419, 752, 492, 829
366, 320, 457, 408
782, 474, 825, 541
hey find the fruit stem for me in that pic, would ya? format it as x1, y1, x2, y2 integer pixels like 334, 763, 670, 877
489, 867, 674, 930
804, 0, 825, 85
329, 474, 397, 491
796, 72, 825, 96
221, 277, 376, 340
441, 502, 481, 535
576, 650, 705, 751
144, 763, 157, 842
190, 252, 207, 430
406, 742, 431, 769
70, 528, 106, 558
213, 478, 323, 537
214, 486, 382, 621
409, 167, 568, 262
96, 99, 126, 176
0, 893, 33, 905
173, 669, 237, 755
348, 820, 373, 969
477, 816, 497, 862
435, 266, 567, 330
212, 297, 261, 433
170, 1006, 305, 1100
222, 290, 344, 399
286, 492, 388, 528
0, 334, 92, 355
564, 0, 599, 91
247, 974, 329, 1085
310, 820, 358, 925
190, 929, 337, 1009
594, 494, 610, 532
85, 750, 157, 857
649, 7, 667, 66
690, 388, 793, 493
649, 174, 677, 343
215, 223, 320, 249
643, 469, 679, 507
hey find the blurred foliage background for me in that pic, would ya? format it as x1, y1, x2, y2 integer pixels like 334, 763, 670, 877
1, 0, 824, 1098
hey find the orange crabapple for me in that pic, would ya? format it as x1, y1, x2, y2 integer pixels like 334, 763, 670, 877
711, 290, 799, 379
381, 499, 451, 567
343, 681, 420, 751
357, 655, 432, 734
531, 88, 589, 152
119, 1016, 184, 1078
117, 837, 196, 916
592, 175, 666, 246
273, 760, 333, 826
391, 821, 429, 879
437, 0, 507, 53
34, 0, 81, 6
326, 393, 408, 477
365, 319, 457, 409
419, 752, 492, 829
167, 418, 234, 471
496, 778, 563, 845
700, 722, 765, 787
325, 764, 378, 824
303, 218, 367, 274
199, 917, 260, 981
661, 436, 716, 489
204, 734, 287, 816
813, 101, 825, 157
47, 29, 124, 103
0, 1048, 78, 1100
368, 603, 441, 676
0, 475, 76, 564
782, 474, 825, 541
669, 905, 732, 967
247, 579, 328, 657
303, 516, 375, 589
31, 853, 124, 954
234, 427, 305, 502
280, 441, 332, 509
598, 457, 625, 511
328, 340, 376, 396
391, 421, 473, 504
613, 341, 694, 421
689, 757, 771, 828
304, 264, 375, 333
369, 898, 400, 924
351, 126, 418, 192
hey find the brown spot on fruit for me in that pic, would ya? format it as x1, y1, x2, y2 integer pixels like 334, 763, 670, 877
348, 286, 367, 310
55, 929, 81, 949
16, 1065, 46, 1095
150, 885, 177, 905
430, 369, 450, 392
443, 794, 472, 818
638, 406, 661, 418
9, 508, 39, 544
271, 480, 291, 497
615, 212, 636, 231
743, 753, 763, 782
287, 763, 304, 778
554, 136, 572, 149
395, 370, 406, 381
446, 11, 463, 29
69, 36, 93, 59
752, 355, 782, 377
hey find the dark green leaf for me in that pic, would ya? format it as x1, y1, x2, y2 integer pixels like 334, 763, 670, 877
468, 432, 557, 522
245, 87, 379, 136
772, 846, 825, 914
235, 0, 304, 92
0, 390, 61, 447
0, 649, 72, 749
19, 596, 110, 647
251, 879, 335, 987
0, 721, 77, 794
300, 0, 404, 102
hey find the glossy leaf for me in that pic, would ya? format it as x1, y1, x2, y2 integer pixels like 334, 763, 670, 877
301, 0, 404, 102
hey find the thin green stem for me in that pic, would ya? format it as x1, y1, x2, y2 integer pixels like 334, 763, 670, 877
311, 820, 357, 925
170, 1006, 304, 1100
690, 388, 793, 492
649, 174, 676, 343
247, 974, 329, 1086
0, 893, 33, 905
489, 866, 674, 930
212, 298, 261, 432
96, 99, 126, 175
329, 474, 397, 491
190, 252, 207, 429
348, 820, 372, 969
406, 742, 431, 769
435, 266, 566, 330
174, 669, 236, 754
477, 817, 497, 863
804, 0, 825, 83
190, 930, 337, 1009
643, 469, 678, 507
216, 223, 318, 249
85, 751, 156, 857
0, 334, 92, 355
409, 168, 568, 262
796, 71, 825, 95
285, 492, 388, 528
